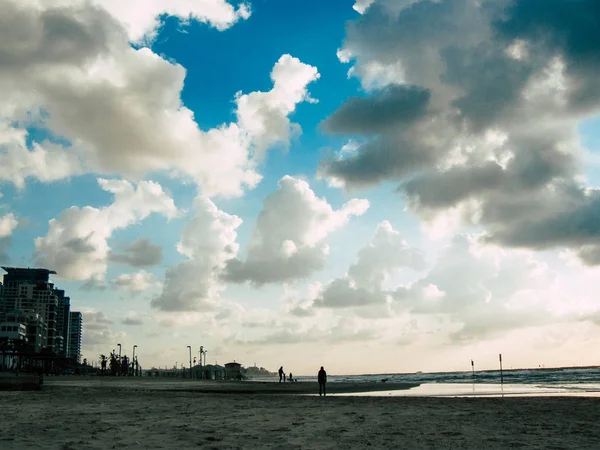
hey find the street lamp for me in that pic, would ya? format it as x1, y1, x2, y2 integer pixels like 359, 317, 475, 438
133, 345, 137, 377
187, 345, 192, 379
199, 346, 204, 379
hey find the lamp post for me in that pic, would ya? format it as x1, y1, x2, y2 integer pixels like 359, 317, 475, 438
133, 345, 137, 377
117, 343, 122, 376
187, 346, 192, 379
199, 346, 204, 379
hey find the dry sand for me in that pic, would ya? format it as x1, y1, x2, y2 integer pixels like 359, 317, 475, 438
2, 378, 600, 449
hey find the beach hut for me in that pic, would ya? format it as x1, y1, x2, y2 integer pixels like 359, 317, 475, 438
225, 362, 242, 380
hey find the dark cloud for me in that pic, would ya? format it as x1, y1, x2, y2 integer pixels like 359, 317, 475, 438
224, 251, 324, 286
402, 132, 576, 211
496, 0, 600, 67
109, 238, 163, 268
403, 161, 505, 209
495, 0, 600, 113
323, 85, 430, 134
319, 0, 600, 264
0, 0, 116, 71
485, 188, 600, 250
440, 44, 533, 129
578, 246, 600, 266
320, 133, 439, 189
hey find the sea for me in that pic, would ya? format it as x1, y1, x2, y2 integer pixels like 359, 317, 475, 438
256, 366, 600, 397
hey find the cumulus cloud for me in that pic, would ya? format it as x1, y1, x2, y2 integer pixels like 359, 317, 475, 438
224, 176, 369, 285
0, 122, 81, 188
0, 1, 319, 197
319, 0, 600, 264
283, 218, 565, 343
236, 55, 321, 158
0, 213, 18, 238
109, 238, 163, 268
312, 221, 425, 310
322, 85, 430, 134
82, 310, 112, 331
33, 0, 253, 43
228, 315, 379, 346
403, 235, 559, 342
79, 308, 130, 354
353, 0, 375, 14
34, 178, 177, 281
151, 196, 241, 312
113, 270, 160, 293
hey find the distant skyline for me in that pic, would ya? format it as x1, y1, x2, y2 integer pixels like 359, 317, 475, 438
2, 0, 600, 374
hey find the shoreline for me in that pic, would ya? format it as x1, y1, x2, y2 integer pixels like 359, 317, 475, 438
43, 377, 421, 395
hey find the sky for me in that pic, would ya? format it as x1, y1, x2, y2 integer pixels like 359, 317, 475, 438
1, 0, 600, 375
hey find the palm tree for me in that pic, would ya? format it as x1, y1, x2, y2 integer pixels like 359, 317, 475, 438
99, 354, 108, 376
109, 351, 119, 376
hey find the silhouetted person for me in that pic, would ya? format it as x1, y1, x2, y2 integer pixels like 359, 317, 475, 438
318, 366, 327, 396
278, 366, 284, 383
289, 372, 293, 382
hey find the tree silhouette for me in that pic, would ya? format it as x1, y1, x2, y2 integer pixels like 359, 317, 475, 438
109, 351, 119, 376
121, 356, 130, 376
99, 354, 107, 376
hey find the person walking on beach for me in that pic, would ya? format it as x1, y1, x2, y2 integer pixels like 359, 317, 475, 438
318, 366, 327, 396
289, 372, 293, 383
278, 366, 284, 383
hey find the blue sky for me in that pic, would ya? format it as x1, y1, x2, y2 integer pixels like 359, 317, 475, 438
2, 0, 600, 374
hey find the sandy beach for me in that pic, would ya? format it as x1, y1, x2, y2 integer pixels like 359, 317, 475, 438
2, 379, 600, 449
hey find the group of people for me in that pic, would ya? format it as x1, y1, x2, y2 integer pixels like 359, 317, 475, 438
278, 365, 328, 396
278, 366, 296, 383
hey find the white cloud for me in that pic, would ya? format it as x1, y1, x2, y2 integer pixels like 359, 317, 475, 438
0, 213, 18, 238
348, 221, 426, 288
353, 0, 375, 14
224, 175, 369, 285
348, 60, 406, 91
22, 0, 251, 43
0, 122, 81, 188
312, 221, 424, 312
113, 270, 160, 293
0, 1, 319, 197
236, 55, 321, 158
34, 178, 177, 281
152, 196, 242, 312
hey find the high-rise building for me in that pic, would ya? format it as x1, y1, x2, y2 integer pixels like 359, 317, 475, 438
0, 267, 79, 356
54, 289, 71, 356
68, 312, 82, 363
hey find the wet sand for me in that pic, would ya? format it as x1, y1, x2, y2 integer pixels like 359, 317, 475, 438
2, 378, 600, 449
